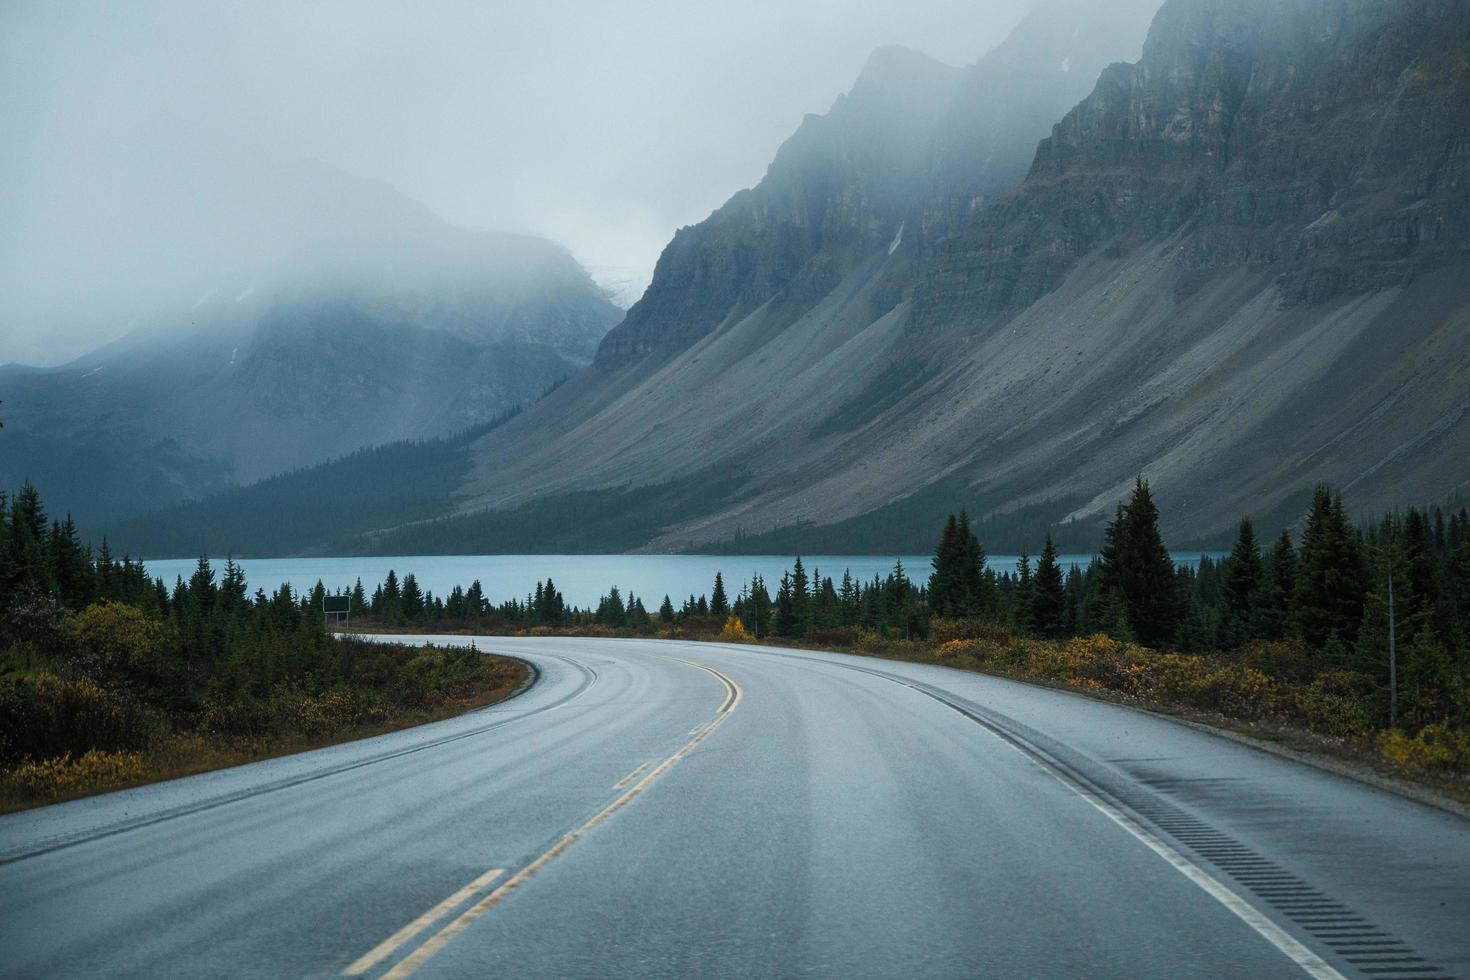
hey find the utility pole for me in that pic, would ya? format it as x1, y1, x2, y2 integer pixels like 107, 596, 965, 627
1387, 549, 1398, 728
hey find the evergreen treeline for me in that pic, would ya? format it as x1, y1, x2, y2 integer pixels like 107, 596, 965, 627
346, 478, 1469, 738
922, 481, 1469, 732
0, 484, 519, 791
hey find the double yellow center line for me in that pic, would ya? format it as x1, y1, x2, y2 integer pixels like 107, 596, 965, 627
344, 653, 742, 979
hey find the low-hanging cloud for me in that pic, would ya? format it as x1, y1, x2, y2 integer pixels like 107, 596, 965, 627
1, 0, 1052, 366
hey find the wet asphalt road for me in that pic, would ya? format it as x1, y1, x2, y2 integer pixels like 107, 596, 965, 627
2, 636, 1467, 979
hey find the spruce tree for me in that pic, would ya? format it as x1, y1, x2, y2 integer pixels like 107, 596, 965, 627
1099, 478, 1183, 647
401, 574, 425, 621
928, 513, 963, 617
220, 558, 248, 616
958, 510, 993, 616
1030, 535, 1068, 639
1221, 519, 1263, 643
1255, 531, 1297, 641
49, 515, 92, 609
838, 570, 858, 626
774, 572, 799, 637
791, 557, 811, 634
1294, 487, 1368, 648
1013, 552, 1035, 634
746, 574, 772, 638
710, 572, 729, 616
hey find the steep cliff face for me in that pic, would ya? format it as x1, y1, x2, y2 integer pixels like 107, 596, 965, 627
594, 46, 962, 369
920, 0, 1162, 240
447, 0, 1470, 550
99, 0, 1470, 555
915, 0, 1470, 330
597, 1, 1165, 371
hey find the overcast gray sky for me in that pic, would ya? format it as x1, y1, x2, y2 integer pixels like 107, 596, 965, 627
1, 0, 1039, 365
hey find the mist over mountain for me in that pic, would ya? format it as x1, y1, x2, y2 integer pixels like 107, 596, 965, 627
89, 0, 1470, 558
441, 0, 1470, 552
0, 161, 620, 522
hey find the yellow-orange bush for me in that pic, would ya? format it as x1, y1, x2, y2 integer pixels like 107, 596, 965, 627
66, 601, 166, 685
929, 618, 1014, 647
4, 749, 147, 800
1379, 724, 1470, 772
1, 671, 160, 759
718, 615, 752, 643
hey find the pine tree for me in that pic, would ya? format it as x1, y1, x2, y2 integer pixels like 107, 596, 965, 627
8, 482, 52, 597
659, 595, 675, 622
1013, 552, 1035, 634
746, 574, 772, 638
220, 558, 248, 616
791, 557, 810, 634
774, 572, 799, 637
838, 569, 858, 627
1294, 487, 1368, 648
1099, 478, 1183, 647
958, 510, 993, 616
189, 556, 218, 614
49, 515, 92, 609
596, 586, 626, 626
928, 513, 964, 616
540, 578, 564, 622
1221, 519, 1263, 643
401, 574, 425, 621
710, 572, 729, 616
1030, 535, 1067, 639
928, 510, 992, 618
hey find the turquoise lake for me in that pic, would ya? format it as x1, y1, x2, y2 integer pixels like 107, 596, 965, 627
140, 553, 1224, 609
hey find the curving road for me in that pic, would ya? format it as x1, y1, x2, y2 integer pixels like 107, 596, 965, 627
2, 637, 1467, 979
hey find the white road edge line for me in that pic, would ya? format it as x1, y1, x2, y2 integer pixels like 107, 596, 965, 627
770, 652, 1351, 980
989, 729, 1347, 980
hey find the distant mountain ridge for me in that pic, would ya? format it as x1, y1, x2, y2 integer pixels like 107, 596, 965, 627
0, 163, 621, 522
451, 0, 1469, 549
98, 0, 1470, 557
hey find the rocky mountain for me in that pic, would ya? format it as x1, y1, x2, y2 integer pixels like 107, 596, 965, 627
597, 1, 1159, 371
99, 0, 1470, 556
0, 164, 621, 523
435, 0, 1468, 552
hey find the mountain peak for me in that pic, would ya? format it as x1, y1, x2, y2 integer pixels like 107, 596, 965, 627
847, 44, 962, 110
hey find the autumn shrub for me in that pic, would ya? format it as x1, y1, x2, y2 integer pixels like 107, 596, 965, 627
1378, 724, 1470, 773
393, 654, 440, 707
718, 615, 753, 643
0, 672, 160, 762
929, 618, 1014, 648
805, 627, 858, 647
1291, 671, 1375, 738
1168, 659, 1275, 719
272, 687, 385, 739
4, 749, 148, 800
934, 639, 983, 660
1234, 639, 1327, 685
64, 601, 167, 691
199, 697, 274, 738
0, 592, 68, 663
